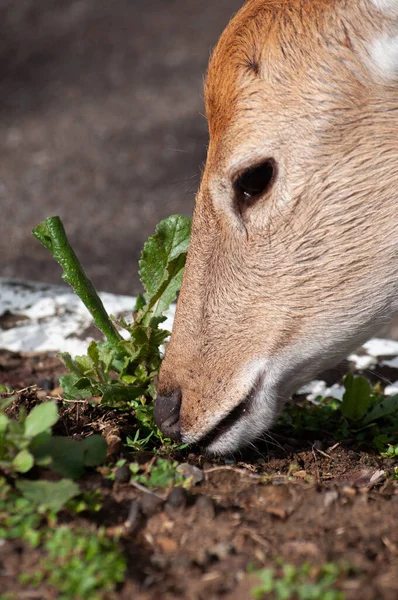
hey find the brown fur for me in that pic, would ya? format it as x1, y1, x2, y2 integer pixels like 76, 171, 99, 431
157, 0, 398, 452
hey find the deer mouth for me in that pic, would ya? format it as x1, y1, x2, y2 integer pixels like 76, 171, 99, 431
197, 375, 261, 453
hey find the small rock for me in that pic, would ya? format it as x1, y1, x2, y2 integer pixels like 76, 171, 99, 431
176, 463, 204, 485
141, 493, 163, 517
105, 433, 122, 459
125, 500, 142, 533
156, 536, 178, 554
114, 464, 130, 484
369, 469, 386, 487
293, 470, 310, 480
50, 386, 63, 397
265, 505, 288, 520
324, 490, 339, 508
340, 484, 357, 499
166, 486, 188, 509
208, 542, 233, 561
195, 495, 215, 519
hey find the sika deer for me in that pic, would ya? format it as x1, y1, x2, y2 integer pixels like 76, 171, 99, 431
155, 0, 398, 454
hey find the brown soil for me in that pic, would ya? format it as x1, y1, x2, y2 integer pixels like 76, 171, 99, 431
1, 350, 397, 600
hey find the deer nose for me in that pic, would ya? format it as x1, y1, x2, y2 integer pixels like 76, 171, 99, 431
154, 389, 182, 441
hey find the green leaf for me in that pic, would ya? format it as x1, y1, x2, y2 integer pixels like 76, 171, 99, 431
0, 395, 16, 411
59, 374, 94, 399
74, 377, 93, 390
341, 374, 371, 421
12, 450, 34, 473
24, 402, 59, 438
139, 215, 191, 322
100, 385, 145, 407
82, 436, 107, 467
31, 436, 85, 479
16, 479, 80, 512
47, 437, 86, 479
0, 413, 9, 432
363, 393, 398, 425
59, 352, 85, 377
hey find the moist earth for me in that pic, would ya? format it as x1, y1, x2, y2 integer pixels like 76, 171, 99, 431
1, 350, 397, 600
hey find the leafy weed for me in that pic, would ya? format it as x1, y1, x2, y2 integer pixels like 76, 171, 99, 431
250, 562, 348, 600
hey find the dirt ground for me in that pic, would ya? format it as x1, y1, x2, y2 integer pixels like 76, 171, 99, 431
0, 0, 242, 295
1, 350, 397, 600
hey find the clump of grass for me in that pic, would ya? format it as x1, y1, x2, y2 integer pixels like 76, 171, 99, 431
0, 478, 125, 599
275, 373, 398, 455
250, 562, 350, 600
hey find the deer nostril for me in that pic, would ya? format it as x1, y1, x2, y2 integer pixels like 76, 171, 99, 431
154, 388, 182, 441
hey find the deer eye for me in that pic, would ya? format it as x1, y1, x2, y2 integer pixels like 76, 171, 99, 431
234, 160, 275, 205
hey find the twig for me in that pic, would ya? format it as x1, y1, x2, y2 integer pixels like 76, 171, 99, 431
328, 442, 340, 452
311, 447, 321, 483
313, 446, 332, 459
129, 479, 166, 500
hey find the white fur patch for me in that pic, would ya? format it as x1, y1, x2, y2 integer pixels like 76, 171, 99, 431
368, 34, 398, 79
370, 0, 398, 14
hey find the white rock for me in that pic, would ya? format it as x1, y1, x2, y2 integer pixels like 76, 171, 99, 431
347, 354, 377, 370
296, 380, 345, 402
383, 382, 398, 396
381, 356, 398, 368
0, 277, 175, 356
362, 338, 398, 357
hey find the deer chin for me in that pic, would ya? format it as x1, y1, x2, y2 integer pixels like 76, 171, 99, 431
179, 358, 284, 456
179, 319, 385, 455
198, 384, 282, 457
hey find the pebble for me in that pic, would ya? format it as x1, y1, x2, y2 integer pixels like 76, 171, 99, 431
194, 495, 215, 519
324, 490, 339, 508
156, 536, 178, 554
176, 463, 204, 485
207, 542, 233, 561
141, 492, 164, 517
114, 464, 131, 484
369, 469, 386, 486
340, 484, 357, 499
166, 486, 188, 509
50, 386, 63, 397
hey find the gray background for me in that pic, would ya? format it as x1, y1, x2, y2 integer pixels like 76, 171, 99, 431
0, 0, 243, 295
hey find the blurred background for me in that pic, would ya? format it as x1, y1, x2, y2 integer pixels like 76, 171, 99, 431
0, 0, 243, 295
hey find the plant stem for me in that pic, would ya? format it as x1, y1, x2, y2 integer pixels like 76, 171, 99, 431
33, 216, 121, 346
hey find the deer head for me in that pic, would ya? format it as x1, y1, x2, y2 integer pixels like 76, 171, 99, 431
155, 0, 398, 454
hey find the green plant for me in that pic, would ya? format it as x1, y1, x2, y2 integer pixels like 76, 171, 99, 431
380, 444, 398, 458
276, 374, 398, 454
33, 215, 191, 448
0, 397, 106, 479
0, 479, 125, 599
129, 457, 187, 489
251, 562, 346, 600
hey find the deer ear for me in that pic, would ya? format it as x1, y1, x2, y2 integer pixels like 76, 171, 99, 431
369, 33, 398, 79
370, 0, 398, 14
